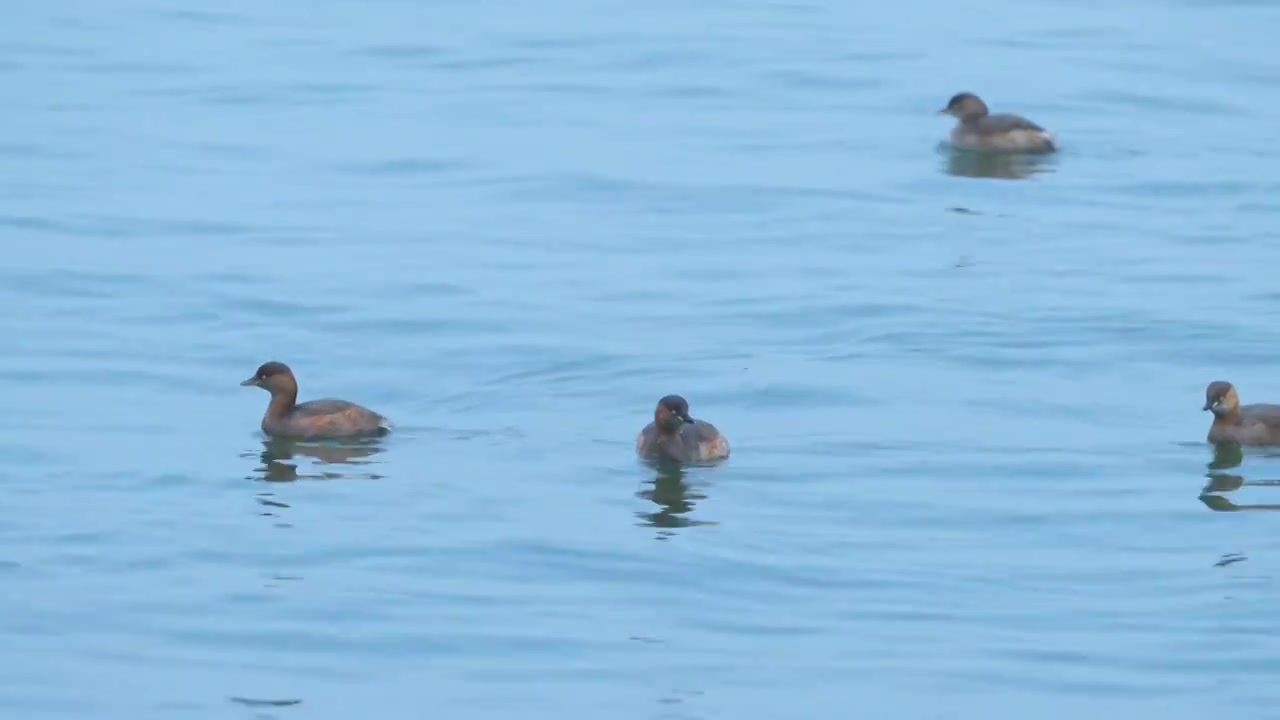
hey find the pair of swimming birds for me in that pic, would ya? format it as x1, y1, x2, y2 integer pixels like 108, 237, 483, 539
240, 362, 729, 463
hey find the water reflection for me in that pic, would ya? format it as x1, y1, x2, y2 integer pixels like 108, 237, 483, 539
1199, 493, 1280, 512
247, 438, 387, 483
940, 146, 1056, 180
1207, 444, 1243, 471
1199, 443, 1280, 512
253, 493, 292, 528
1214, 553, 1247, 567
228, 696, 303, 708
635, 462, 717, 537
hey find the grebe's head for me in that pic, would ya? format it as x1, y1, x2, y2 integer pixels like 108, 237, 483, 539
654, 394, 695, 433
241, 361, 298, 396
1203, 381, 1239, 415
940, 92, 990, 120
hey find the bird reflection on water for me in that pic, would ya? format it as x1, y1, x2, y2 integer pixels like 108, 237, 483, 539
1199, 443, 1280, 512
248, 438, 388, 483
940, 145, 1057, 180
244, 438, 389, 529
635, 461, 718, 538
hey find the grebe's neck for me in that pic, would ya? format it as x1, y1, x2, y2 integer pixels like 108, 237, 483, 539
265, 388, 298, 420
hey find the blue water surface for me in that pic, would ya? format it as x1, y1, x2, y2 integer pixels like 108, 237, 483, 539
3, 0, 1280, 717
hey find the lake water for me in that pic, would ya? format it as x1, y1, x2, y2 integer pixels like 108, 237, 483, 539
4, 0, 1280, 717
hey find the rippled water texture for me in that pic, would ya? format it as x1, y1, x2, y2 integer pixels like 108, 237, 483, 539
4, 0, 1280, 717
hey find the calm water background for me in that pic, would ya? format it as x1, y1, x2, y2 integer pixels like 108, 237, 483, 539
3, 0, 1280, 717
